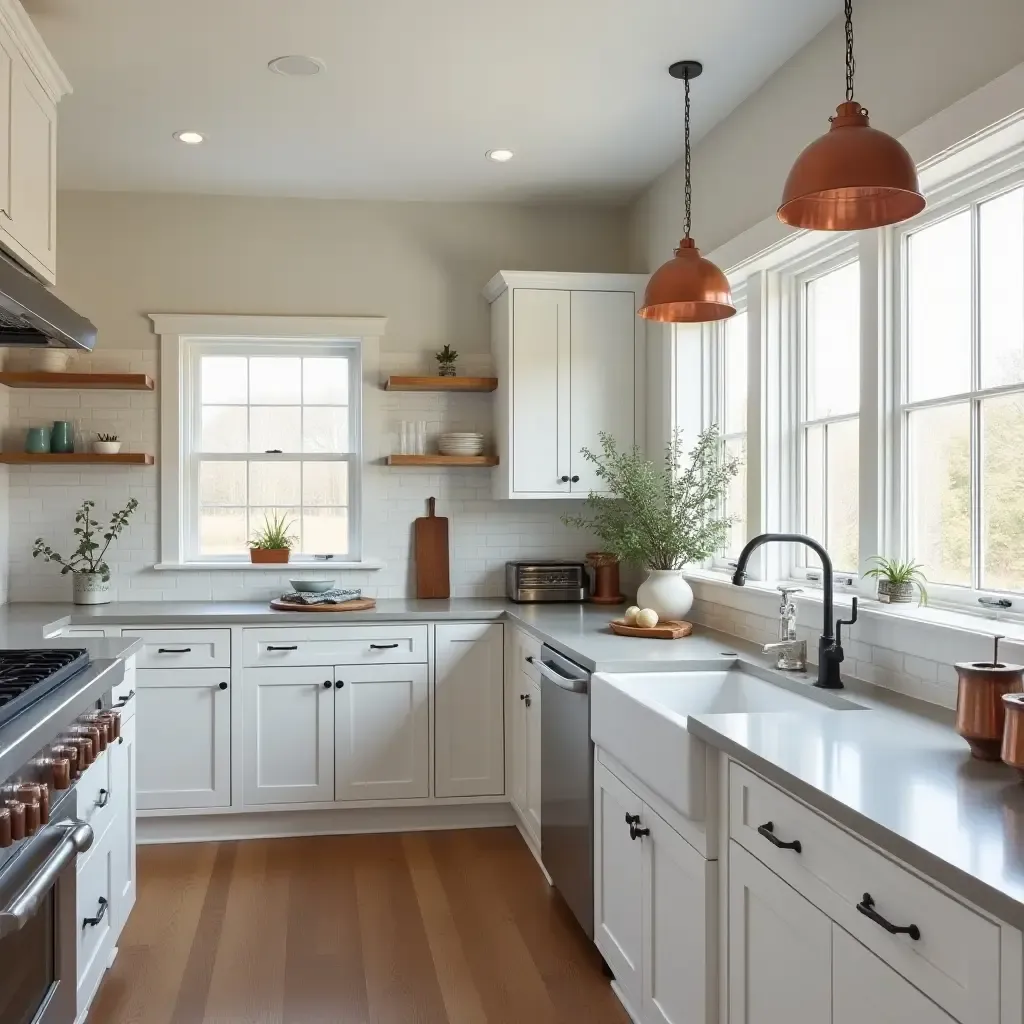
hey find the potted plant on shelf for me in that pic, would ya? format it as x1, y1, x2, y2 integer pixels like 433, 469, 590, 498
92, 432, 121, 455
249, 511, 296, 564
562, 427, 738, 620
32, 498, 139, 604
435, 344, 458, 377
864, 556, 928, 604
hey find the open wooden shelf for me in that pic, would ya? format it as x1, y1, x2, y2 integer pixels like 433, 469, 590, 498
0, 452, 155, 465
386, 454, 498, 467
0, 371, 155, 391
383, 376, 497, 393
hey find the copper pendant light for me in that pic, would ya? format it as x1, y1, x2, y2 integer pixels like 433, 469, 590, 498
778, 0, 924, 231
639, 60, 735, 324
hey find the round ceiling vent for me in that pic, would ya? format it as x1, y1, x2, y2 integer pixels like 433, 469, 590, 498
268, 55, 324, 77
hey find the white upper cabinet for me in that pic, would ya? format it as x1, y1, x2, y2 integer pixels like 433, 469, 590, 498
486, 271, 647, 499
0, 1, 69, 284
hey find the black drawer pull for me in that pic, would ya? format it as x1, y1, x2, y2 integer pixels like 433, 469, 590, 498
267, 645, 298, 651
218, 682, 228, 690
95, 788, 110, 808
757, 821, 802, 853
114, 689, 135, 708
856, 893, 920, 940
624, 812, 640, 826
157, 647, 192, 654
369, 643, 399, 650
83, 896, 108, 928
525, 656, 535, 664
629, 822, 650, 841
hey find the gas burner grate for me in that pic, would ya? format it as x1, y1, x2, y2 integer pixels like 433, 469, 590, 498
0, 649, 90, 728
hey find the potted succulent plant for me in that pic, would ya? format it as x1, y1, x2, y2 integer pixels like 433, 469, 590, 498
92, 432, 122, 455
249, 511, 297, 564
864, 556, 928, 604
562, 427, 738, 620
435, 343, 458, 377
32, 498, 139, 604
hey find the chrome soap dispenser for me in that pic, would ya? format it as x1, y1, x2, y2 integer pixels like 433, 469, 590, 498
762, 586, 807, 672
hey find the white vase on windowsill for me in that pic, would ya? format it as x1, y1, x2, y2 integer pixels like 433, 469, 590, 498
636, 569, 693, 621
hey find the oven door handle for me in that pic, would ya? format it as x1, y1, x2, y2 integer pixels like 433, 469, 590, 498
0, 820, 94, 937
537, 660, 588, 694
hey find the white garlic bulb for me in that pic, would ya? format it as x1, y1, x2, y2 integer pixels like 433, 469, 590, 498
623, 605, 641, 625
635, 608, 660, 629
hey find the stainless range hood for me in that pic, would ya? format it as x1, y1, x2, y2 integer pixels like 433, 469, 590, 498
0, 253, 95, 350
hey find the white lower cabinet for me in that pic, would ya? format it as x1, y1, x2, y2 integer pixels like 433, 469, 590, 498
76, 820, 115, 1017
434, 623, 505, 798
335, 664, 429, 801
728, 840, 832, 1024
525, 674, 541, 838
509, 639, 542, 844
243, 667, 335, 804
136, 668, 230, 809
110, 712, 137, 933
595, 759, 713, 1024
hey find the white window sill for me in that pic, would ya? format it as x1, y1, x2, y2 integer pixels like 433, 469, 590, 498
152, 559, 385, 572
685, 567, 1024, 642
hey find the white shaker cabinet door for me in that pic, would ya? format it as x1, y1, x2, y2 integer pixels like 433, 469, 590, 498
510, 288, 570, 495
525, 675, 542, 841
594, 760, 644, 1018
728, 841, 831, 1024
568, 289, 636, 493
334, 664, 429, 801
110, 712, 137, 934
434, 623, 505, 798
242, 667, 334, 805
509, 665, 529, 820
136, 669, 230, 810
642, 804, 715, 1024
832, 925, 954, 1024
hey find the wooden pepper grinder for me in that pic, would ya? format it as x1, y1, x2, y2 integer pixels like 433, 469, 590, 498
587, 552, 624, 605
955, 635, 1024, 760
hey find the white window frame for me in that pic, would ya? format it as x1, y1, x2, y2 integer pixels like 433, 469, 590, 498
888, 164, 1024, 612
151, 314, 386, 570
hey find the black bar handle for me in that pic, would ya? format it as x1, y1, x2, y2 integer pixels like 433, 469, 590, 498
95, 788, 109, 808
369, 643, 399, 650
856, 893, 920, 940
157, 647, 192, 654
113, 689, 135, 708
266, 645, 298, 652
83, 896, 108, 928
526, 656, 535, 664
757, 821, 802, 853
625, 812, 640, 826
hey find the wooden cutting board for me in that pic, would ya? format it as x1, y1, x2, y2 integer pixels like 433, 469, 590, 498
414, 496, 450, 599
269, 597, 377, 612
609, 618, 693, 639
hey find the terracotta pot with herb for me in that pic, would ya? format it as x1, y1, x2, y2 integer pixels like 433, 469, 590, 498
249, 512, 296, 564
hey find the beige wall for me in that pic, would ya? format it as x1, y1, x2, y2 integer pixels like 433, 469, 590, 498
55, 191, 630, 357
630, 0, 1024, 269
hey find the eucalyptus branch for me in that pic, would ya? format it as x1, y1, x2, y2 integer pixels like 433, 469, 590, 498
33, 498, 139, 580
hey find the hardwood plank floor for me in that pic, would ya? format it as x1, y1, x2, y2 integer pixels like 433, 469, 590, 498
87, 828, 630, 1024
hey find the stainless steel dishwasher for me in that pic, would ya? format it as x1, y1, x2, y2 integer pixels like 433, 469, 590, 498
537, 643, 593, 938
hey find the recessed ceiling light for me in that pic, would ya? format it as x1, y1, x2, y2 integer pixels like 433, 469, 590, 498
268, 55, 324, 77
486, 149, 514, 163
173, 130, 204, 145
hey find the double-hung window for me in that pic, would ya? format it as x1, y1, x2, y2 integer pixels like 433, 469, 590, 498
897, 179, 1024, 597
796, 257, 860, 575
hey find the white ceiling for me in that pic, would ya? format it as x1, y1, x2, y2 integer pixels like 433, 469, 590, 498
26, 0, 837, 203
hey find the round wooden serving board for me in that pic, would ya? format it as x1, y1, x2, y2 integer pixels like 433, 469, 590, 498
269, 597, 377, 613
609, 618, 693, 639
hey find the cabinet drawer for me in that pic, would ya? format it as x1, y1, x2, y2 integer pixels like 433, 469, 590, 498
243, 625, 428, 667
514, 629, 542, 682
77, 747, 114, 846
77, 820, 115, 1015
729, 762, 999, 1024
111, 658, 136, 724
121, 628, 231, 668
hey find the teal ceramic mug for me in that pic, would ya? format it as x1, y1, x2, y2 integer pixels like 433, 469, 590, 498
50, 420, 74, 453
24, 427, 50, 453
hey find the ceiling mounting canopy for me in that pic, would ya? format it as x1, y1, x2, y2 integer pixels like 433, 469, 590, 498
777, 0, 925, 231
638, 59, 736, 324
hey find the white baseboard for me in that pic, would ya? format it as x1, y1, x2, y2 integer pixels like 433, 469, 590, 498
138, 800, 517, 844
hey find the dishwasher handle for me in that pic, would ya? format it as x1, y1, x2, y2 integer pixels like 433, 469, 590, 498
537, 659, 588, 694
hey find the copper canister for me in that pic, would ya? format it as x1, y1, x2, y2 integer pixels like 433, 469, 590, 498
955, 636, 1024, 759
1002, 693, 1024, 775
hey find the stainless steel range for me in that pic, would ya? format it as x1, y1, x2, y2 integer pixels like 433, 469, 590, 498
0, 646, 125, 1024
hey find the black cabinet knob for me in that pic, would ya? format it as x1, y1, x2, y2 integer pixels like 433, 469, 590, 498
218, 681, 228, 691
335, 680, 344, 688
571, 475, 580, 483
625, 813, 640, 826
560, 475, 570, 483
323, 680, 332, 689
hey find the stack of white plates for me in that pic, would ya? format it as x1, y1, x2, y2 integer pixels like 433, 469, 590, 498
439, 432, 485, 456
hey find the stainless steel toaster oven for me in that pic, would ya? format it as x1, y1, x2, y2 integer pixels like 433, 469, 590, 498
505, 561, 588, 603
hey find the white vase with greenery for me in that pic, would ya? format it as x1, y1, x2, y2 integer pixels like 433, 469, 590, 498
563, 427, 738, 620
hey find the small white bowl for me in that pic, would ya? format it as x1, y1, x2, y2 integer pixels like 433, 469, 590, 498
92, 440, 122, 455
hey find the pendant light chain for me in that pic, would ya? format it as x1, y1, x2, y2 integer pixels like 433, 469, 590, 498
844, 0, 855, 102
683, 70, 692, 239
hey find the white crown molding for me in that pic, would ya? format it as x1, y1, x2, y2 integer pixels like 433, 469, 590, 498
482, 270, 647, 303
0, 0, 71, 101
